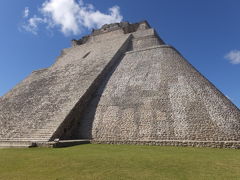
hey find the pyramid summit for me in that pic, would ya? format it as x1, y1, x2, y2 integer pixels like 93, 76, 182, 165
0, 21, 240, 148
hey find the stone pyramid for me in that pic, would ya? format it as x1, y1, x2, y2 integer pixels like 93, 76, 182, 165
0, 21, 240, 148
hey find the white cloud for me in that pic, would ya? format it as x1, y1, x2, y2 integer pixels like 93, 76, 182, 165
21, 0, 123, 35
22, 16, 47, 35
23, 7, 29, 18
41, 0, 81, 35
79, 6, 123, 29
225, 50, 240, 64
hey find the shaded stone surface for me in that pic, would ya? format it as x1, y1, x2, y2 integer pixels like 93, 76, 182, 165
0, 21, 240, 148
81, 45, 240, 142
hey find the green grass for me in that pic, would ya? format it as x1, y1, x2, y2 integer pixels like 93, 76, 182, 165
0, 144, 240, 180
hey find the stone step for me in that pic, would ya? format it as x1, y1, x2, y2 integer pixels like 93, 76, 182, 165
28, 133, 52, 136
0, 138, 49, 142
30, 133, 53, 135
0, 141, 36, 148
1, 134, 51, 137
0, 139, 90, 148
30, 129, 56, 134
5, 134, 52, 137
21, 137, 51, 139
28, 134, 52, 136
33, 129, 55, 131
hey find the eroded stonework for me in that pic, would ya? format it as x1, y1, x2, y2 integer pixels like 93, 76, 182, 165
0, 21, 240, 148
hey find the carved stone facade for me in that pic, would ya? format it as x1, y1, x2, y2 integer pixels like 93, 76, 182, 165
0, 21, 240, 148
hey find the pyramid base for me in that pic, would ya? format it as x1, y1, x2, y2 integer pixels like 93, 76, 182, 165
36, 139, 90, 148
91, 140, 240, 149
0, 139, 90, 148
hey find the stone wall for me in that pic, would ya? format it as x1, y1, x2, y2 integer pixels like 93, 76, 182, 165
91, 140, 240, 149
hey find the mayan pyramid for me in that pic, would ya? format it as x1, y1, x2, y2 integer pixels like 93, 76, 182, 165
0, 21, 240, 148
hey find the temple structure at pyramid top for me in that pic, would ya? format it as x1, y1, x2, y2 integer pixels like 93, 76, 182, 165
0, 21, 240, 148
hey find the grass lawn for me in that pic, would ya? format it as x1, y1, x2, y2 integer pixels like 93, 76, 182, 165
0, 144, 240, 180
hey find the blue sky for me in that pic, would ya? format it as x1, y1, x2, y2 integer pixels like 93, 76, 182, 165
0, 0, 239, 108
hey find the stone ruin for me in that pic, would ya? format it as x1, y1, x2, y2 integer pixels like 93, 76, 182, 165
0, 21, 240, 148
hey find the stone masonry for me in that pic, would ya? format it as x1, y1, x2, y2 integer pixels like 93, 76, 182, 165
0, 21, 240, 148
